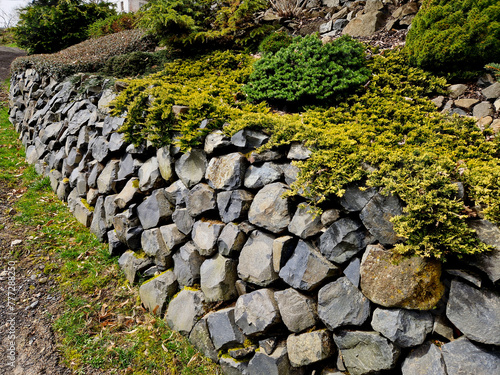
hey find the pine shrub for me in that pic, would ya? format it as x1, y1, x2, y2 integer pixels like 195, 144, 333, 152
405, 0, 500, 76
244, 34, 370, 106
258, 31, 293, 54
88, 13, 139, 38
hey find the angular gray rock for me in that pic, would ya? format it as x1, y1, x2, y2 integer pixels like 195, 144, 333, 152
204, 130, 231, 155
469, 219, 500, 283
446, 279, 500, 345
192, 220, 225, 257
482, 82, 500, 99
359, 193, 404, 245
157, 146, 174, 183
231, 129, 269, 149
159, 224, 187, 253
173, 242, 204, 287
137, 188, 173, 230
220, 356, 249, 375
342, 10, 386, 37
448, 84, 467, 98
113, 177, 141, 209
97, 159, 120, 194
90, 196, 109, 242
333, 330, 401, 375
272, 236, 296, 273
318, 277, 370, 330
200, 253, 238, 302
287, 142, 312, 160
205, 152, 247, 190
319, 217, 372, 264
218, 223, 247, 257
113, 206, 140, 244
107, 229, 127, 256
189, 318, 219, 363
234, 289, 282, 337
401, 342, 447, 375
275, 288, 318, 333
248, 342, 304, 375
175, 150, 208, 188
164, 180, 189, 206
103, 194, 118, 227
248, 182, 291, 233
141, 228, 167, 258
360, 244, 445, 310
206, 307, 245, 351
186, 183, 216, 217
288, 204, 323, 239
343, 257, 361, 287
117, 153, 142, 180
217, 189, 254, 223
279, 240, 339, 291
441, 337, 500, 375
139, 270, 178, 315
238, 230, 278, 287
371, 308, 433, 348
165, 288, 207, 336
172, 207, 195, 235
118, 250, 154, 284
340, 185, 377, 212
287, 329, 334, 367
138, 156, 162, 192
473, 101, 495, 118
73, 199, 93, 227
243, 162, 282, 189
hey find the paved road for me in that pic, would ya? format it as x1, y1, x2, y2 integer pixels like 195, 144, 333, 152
0, 46, 26, 82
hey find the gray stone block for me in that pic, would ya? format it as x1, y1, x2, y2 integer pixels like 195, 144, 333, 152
173, 242, 204, 287
248, 182, 291, 233
206, 152, 247, 190
206, 307, 245, 351
138, 156, 162, 192
238, 230, 278, 287
287, 329, 334, 367
442, 337, 500, 375
172, 207, 195, 235
318, 277, 370, 330
189, 317, 219, 363
165, 288, 207, 336
217, 189, 254, 223
288, 204, 323, 239
192, 220, 225, 257
200, 253, 238, 302
234, 289, 282, 337
218, 223, 247, 258
187, 183, 217, 217
401, 342, 446, 375
243, 162, 282, 189
279, 240, 339, 291
139, 270, 178, 316
175, 150, 208, 188
275, 288, 318, 333
248, 342, 303, 375
137, 188, 173, 230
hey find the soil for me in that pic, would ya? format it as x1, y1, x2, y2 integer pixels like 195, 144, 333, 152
0, 58, 71, 373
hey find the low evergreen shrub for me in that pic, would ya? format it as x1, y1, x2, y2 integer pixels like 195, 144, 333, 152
485, 63, 500, 81
138, 0, 274, 49
100, 50, 172, 78
258, 31, 293, 54
88, 13, 139, 38
244, 34, 371, 106
405, 0, 500, 77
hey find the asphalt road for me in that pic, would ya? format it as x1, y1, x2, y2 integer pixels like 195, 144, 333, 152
0, 46, 26, 82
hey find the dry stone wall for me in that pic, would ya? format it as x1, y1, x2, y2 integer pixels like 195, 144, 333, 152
9, 69, 500, 375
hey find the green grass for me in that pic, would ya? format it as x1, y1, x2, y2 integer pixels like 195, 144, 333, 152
0, 86, 219, 374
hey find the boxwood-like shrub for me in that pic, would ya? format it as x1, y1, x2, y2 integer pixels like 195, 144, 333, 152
244, 34, 370, 106
405, 0, 500, 76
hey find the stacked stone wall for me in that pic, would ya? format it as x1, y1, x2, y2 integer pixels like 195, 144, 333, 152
9, 69, 500, 375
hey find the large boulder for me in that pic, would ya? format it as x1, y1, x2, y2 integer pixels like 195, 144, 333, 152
360, 244, 445, 310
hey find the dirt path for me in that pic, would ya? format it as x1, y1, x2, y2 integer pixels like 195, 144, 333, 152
0, 46, 26, 82
0, 84, 71, 374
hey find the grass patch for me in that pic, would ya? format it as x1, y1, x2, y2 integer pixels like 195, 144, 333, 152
0, 86, 219, 374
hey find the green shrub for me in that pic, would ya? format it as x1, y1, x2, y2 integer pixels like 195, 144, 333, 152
405, 0, 500, 77
100, 50, 172, 78
11, 29, 155, 79
138, 0, 274, 49
14, 0, 116, 55
244, 34, 371, 106
88, 13, 139, 38
258, 31, 293, 54
485, 63, 500, 80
